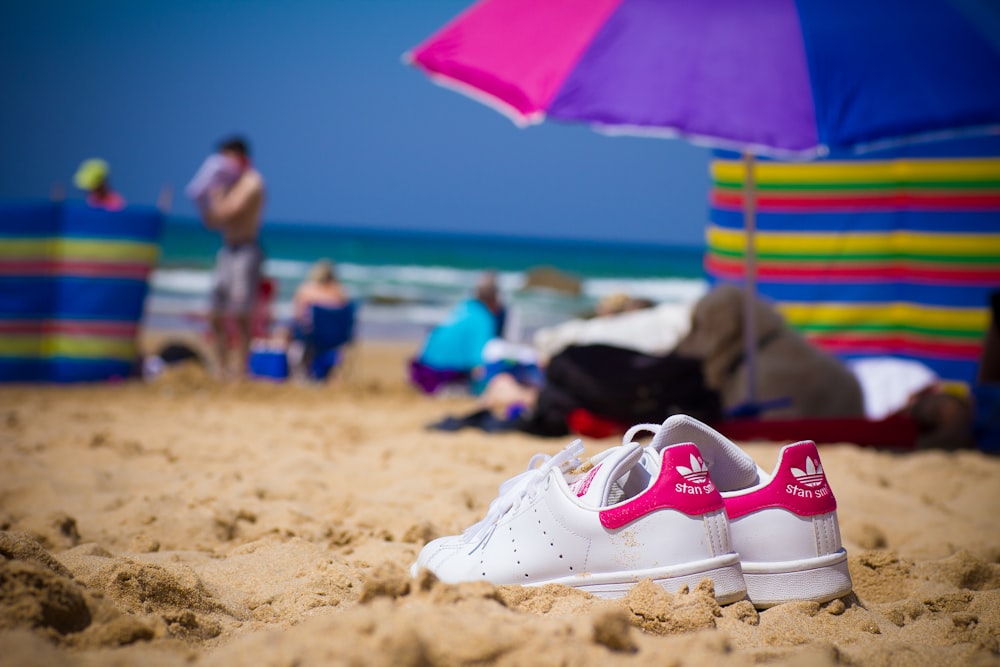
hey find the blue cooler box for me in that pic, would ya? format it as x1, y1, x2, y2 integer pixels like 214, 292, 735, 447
248, 345, 289, 381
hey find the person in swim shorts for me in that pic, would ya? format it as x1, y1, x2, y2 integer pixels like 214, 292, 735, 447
198, 135, 266, 378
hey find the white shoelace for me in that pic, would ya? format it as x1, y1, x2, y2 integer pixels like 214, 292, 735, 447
623, 422, 661, 443
462, 440, 585, 549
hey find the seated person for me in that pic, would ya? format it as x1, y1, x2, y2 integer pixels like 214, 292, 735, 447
849, 356, 975, 450
472, 271, 506, 338
410, 272, 506, 394
979, 290, 1000, 384
430, 344, 721, 437
285, 259, 351, 379
847, 357, 939, 421
908, 385, 975, 451
532, 301, 694, 363
291, 259, 349, 337
594, 292, 655, 318
973, 290, 1000, 453
674, 284, 865, 419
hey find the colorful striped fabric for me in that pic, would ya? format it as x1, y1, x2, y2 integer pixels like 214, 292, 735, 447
705, 151, 1000, 385
0, 200, 163, 382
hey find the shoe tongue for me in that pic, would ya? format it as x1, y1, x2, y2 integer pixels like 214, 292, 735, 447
571, 442, 644, 507
649, 414, 760, 492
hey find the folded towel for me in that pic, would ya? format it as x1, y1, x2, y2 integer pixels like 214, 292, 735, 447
185, 153, 241, 206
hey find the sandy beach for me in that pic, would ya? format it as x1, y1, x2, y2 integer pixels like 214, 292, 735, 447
1, 339, 999, 666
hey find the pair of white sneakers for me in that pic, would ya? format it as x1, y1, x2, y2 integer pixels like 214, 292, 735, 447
412, 414, 853, 608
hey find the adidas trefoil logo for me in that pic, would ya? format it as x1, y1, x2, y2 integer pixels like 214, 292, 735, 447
677, 454, 710, 484
675, 452, 715, 495
791, 456, 825, 488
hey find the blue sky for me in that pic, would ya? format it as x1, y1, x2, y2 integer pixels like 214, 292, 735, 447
0, 0, 711, 245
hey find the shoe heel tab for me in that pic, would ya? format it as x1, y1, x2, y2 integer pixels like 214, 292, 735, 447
727, 440, 836, 520
775, 440, 821, 473
660, 441, 705, 470
779, 441, 836, 513
599, 443, 722, 529
661, 442, 724, 489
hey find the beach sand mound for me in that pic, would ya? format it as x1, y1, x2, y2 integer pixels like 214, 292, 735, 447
0, 341, 998, 665
0, 532, 158, 650
205, 573, 740, 667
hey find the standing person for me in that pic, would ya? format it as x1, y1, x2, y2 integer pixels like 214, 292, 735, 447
197, 135, 266, 378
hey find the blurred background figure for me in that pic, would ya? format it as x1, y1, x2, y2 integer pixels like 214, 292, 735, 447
409, 270, 508, 394
192, 135, 266, 379
973, 290, 1000, 453
185, 147, 242, 210
675, 283, 865, 420
979, 291, 1000, 385
291, 259, 350, 335
474, 271, 506, 338
283, 259, 353, 380
594, 292, 655, 318
73, 158, 125, 211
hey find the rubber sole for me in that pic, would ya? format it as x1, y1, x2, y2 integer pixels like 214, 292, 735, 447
528, 553, 748, 604
741, 548, 853, 609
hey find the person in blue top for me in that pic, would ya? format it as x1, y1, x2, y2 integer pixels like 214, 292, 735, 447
410, 272, 506, 393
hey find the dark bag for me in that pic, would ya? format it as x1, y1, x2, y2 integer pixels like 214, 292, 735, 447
517, 344, 722, 437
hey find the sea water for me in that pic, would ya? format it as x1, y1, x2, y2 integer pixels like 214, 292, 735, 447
149, 219, 708, 341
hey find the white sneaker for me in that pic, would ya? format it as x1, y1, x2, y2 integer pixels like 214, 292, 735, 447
412, 433, 748, 603
412, 441, 589, 578
638, 415, 854, 608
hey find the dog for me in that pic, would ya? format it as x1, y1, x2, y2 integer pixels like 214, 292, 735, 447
675, 284, 865, 419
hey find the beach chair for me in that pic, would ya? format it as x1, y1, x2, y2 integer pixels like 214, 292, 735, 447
303, 301, 357, 380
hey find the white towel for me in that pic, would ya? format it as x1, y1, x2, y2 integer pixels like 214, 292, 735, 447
185, 153, 241, 207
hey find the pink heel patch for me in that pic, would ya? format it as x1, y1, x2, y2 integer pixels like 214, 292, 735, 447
599, 444, 724, 529
725, 441, 838, 520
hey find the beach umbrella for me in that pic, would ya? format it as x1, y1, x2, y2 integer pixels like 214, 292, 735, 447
406, 0, 1000, 402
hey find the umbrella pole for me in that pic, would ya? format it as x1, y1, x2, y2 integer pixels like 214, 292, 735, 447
742, 152, 758, 406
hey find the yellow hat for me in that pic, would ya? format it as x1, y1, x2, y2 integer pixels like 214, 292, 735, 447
73, 158, 110, 191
